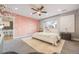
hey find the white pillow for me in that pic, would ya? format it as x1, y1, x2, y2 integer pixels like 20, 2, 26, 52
44, 28, 59, 34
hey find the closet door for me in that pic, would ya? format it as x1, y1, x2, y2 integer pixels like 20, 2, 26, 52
59, 14, 75, 33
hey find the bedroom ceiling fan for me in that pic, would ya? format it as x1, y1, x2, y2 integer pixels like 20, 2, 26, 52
0, 4, 11, 16
31, 5, 47, 16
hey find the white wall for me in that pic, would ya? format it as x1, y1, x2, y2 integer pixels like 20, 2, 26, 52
59, 14, 75, 33
40, 14, 75, 33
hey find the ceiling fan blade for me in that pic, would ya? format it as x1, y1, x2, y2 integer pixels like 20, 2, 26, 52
32, 12, 37, 14
31, 8, 38, 11
40, 6, 44, 10
41, 11, 47, 13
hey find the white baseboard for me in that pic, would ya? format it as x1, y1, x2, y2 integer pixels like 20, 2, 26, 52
13, 33, 33, 39
72, 38, 79, 41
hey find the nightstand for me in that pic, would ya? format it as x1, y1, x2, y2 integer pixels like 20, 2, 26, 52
60, 32, 71, 40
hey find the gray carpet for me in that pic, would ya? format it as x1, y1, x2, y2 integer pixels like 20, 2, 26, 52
3, 39, 37, 54
2, 39, 79, 54
61, 40, 79, 54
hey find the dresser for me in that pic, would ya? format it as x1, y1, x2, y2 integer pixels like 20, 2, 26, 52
60, 32, 71, 40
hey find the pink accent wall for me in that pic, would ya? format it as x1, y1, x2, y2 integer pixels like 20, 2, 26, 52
3, 11, 40, 37
14, 15, 40, 37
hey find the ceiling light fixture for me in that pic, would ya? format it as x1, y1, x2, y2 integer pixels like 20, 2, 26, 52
57, 9, 66, 12
15, 8, 18, 10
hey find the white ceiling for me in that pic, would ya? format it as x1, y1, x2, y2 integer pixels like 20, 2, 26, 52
6, 4, 79, 20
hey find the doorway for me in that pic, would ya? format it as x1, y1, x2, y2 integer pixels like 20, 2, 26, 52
0, 16, 14, 53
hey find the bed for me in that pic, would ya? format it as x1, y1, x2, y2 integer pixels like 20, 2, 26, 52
32, 29, 60, 46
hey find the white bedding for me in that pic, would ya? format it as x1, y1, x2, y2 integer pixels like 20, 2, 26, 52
32, 32, 60, 46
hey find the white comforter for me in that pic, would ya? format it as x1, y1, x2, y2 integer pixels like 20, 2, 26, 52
32, 32, 60, 46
